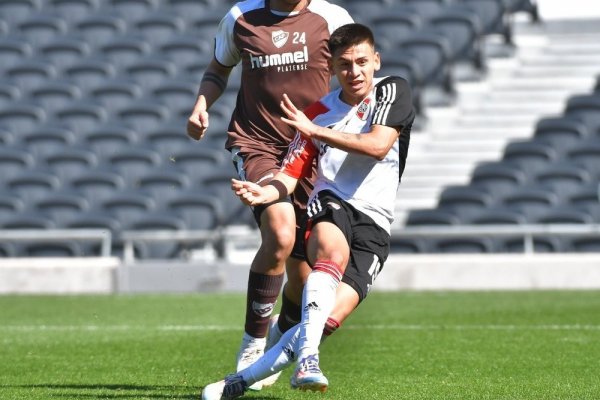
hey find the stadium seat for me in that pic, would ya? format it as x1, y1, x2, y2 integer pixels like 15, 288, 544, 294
62, 57, 117, 89
44, 146, 98, 181
437, 186, 493, 222
165, 0, 226, 21
470, 161, 527, 197
369, 11, 422, 51
144, 121, 196, 154
0, 126, 16, 146
565, 140, 600, 177
396, 0, 446, 21
33, 190, 90, 226
1, 211, 55, 229
36, 37, 91, 69
62, 209, 122, 256
503, 0, 539, 21
19, 241, 83, 257
105, 146, 161, 184
80, 123, 138, 157
429, 237, 495, 253
100, 190, 156, 227
123, 54, 178, 88
87, 78, 143, 112
157, 35, 212, 69
427, 8, 484, 71
53, 99, 108, 133
116, 100, 171, 131
169, 146, 228, 181
202, 171, 255, 226
532, 116, 589, 151
150, 79, 197, 111
0, 37, 33, 71
565, 184, 600, 222
405, 208, 460, 226
0, 81, 22, 108
397, 30, 454, 96
499, 236, 563, 253
455, 0, 510, 43
533, 205, 594, 225
0, 101, 46, 132
500, 187, 559, 222
375, 55, 423, 114
185, 9, 227, 38
0, 146, 36, 179
389, 237, 428, 254
26, 80, 83, 112
15, 14, 68, 46
72, 12, 128, 46
167, 190, 224, 230
45, 0, 100, 23
132, 11, 185, 44
0, 193, 26, 224
5, 169, 61, 202
98, 36, 152, 68
532, 163, 592, 195
107, 0, 159, 21
0, 243, 16, 257
4, 58, 57, 91
564, 94, 600, 135
20, 125, 76, 157
136, 168, 190, 205
567, 236, 600, 253
122, 211, 188, 259
502, 141, 558, 174
68, 168, 126, 205
466, 207, 526, 225
0, 0, 41, 23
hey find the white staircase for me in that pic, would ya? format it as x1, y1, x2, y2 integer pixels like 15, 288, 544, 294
394, 19, 600, 229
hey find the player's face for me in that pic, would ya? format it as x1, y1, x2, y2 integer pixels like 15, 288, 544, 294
330, 41, 380, 106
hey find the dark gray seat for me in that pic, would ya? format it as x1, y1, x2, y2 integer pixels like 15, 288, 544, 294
502, 140, 558, 174
166, 190, 223, 230
437, 185, 493, 222
87, 78, 143, 113
44, 146, 98, 181
36, 37, 91, 69
63, 57, 117, 89
115, 99, 171, 131
566, 183, 600, 222
405, 208, 460, 226
0, 193, 26, 224
532, 162, 592, 195
532, 116, 589, 150
53, 99, 108, 133
100, 190, 156, 226
5, 58, 57, 91
105, 145, 162, 184
136, 168, 190, 205
500, 187, 559, 222
33, 190, 90, 226
122, 211, 188, 259
132, 10, 185, 44
564, 94, 600, 135
15, 13, 68, 46
429, 237, 495, 253
45, 0, 100, 23
72, 12, 127, 46
0, 146, 36, 180
21, 125, 76, 157
123, 54, 178, 89
470, 161, 527, 197
80, 122, 138, 157
5, 169, 61, 202
0, 101, 46, 132
0, 81, 22, 107
68, 168, 126, 205
26, 80, 82, 112
566, 140, 600, 177
98, 36, 152, 68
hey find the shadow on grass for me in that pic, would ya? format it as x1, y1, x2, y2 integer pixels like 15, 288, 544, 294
2, 384, 283, 399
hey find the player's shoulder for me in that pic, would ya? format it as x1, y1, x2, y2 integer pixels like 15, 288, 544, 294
374, 76, 412, 98
225, 0, 265, 21
307, 0, 353, 24
304, 98, 332, 121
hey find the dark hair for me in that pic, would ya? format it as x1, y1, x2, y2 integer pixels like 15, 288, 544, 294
328, 23, 375, 57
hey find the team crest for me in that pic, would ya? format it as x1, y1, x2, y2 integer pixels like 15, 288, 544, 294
356, 97, 371, 120
272, 30, 289, 48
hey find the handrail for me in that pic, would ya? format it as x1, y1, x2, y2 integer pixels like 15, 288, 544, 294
0, 229, 113, 257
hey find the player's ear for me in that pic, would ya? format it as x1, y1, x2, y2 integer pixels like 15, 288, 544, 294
374, 51, 381, 72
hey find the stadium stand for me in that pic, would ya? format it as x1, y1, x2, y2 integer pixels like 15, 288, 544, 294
2, 0, 599, 260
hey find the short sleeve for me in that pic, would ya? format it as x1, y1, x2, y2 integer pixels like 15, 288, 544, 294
213, 9, 241, 67
371, 76, 415, 129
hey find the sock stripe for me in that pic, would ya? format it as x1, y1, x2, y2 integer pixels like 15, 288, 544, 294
323, 317, 341, 336
313, 259, 343, 282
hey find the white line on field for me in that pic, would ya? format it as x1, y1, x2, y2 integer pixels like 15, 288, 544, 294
0, 324, 599, 332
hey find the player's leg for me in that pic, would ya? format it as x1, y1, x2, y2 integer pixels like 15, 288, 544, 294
231, 148, 296, 389
292, 218, 350, 392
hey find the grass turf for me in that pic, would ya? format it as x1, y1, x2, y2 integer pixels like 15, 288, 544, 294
1, 291, 599, 399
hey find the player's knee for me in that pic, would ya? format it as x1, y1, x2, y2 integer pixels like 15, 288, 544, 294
262, 228, 295, 262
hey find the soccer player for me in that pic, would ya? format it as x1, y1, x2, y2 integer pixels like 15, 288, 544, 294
201, 22, 415, 399
186, 0, 353, 390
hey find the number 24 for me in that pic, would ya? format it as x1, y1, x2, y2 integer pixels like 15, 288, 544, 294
293, 32, 306, 44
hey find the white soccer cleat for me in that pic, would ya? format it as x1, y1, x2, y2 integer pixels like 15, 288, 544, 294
201, 374, 247, 400
236, 335, 265, 391
260, 314, 283, 387
290, 354, 328, 392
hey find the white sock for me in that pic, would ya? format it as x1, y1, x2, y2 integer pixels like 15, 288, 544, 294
239, 325, 300, 385
297, 260, 342, 361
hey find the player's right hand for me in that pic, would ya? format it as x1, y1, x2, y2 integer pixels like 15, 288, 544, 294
187, 95, 209, 140
231, 179, 266, 206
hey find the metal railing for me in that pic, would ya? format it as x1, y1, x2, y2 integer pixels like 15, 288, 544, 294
0, 229, 113, 257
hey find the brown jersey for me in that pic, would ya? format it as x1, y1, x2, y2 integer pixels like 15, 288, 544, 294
214, 0, 353, 157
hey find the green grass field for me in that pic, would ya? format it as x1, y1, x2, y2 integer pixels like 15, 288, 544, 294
1, 291, 599, 400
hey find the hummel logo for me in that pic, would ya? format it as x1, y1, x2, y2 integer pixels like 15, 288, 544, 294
304, 301, 319, 312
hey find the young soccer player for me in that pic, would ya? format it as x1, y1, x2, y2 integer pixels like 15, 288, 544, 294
186, 0, 353, 390
201, 22, 415, 399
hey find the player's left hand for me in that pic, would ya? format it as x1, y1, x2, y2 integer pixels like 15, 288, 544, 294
231, 179, 267, 206
280, 93, 318, 138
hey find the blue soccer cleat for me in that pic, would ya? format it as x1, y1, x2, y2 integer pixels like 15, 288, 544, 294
290, 354, 328, 392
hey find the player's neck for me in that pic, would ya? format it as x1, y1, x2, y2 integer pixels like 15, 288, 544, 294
270, 0, 310, 13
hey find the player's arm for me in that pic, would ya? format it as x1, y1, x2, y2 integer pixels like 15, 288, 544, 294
232, 173, 298, 206
280, 93, 398, 161
187, 59, 233, 140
